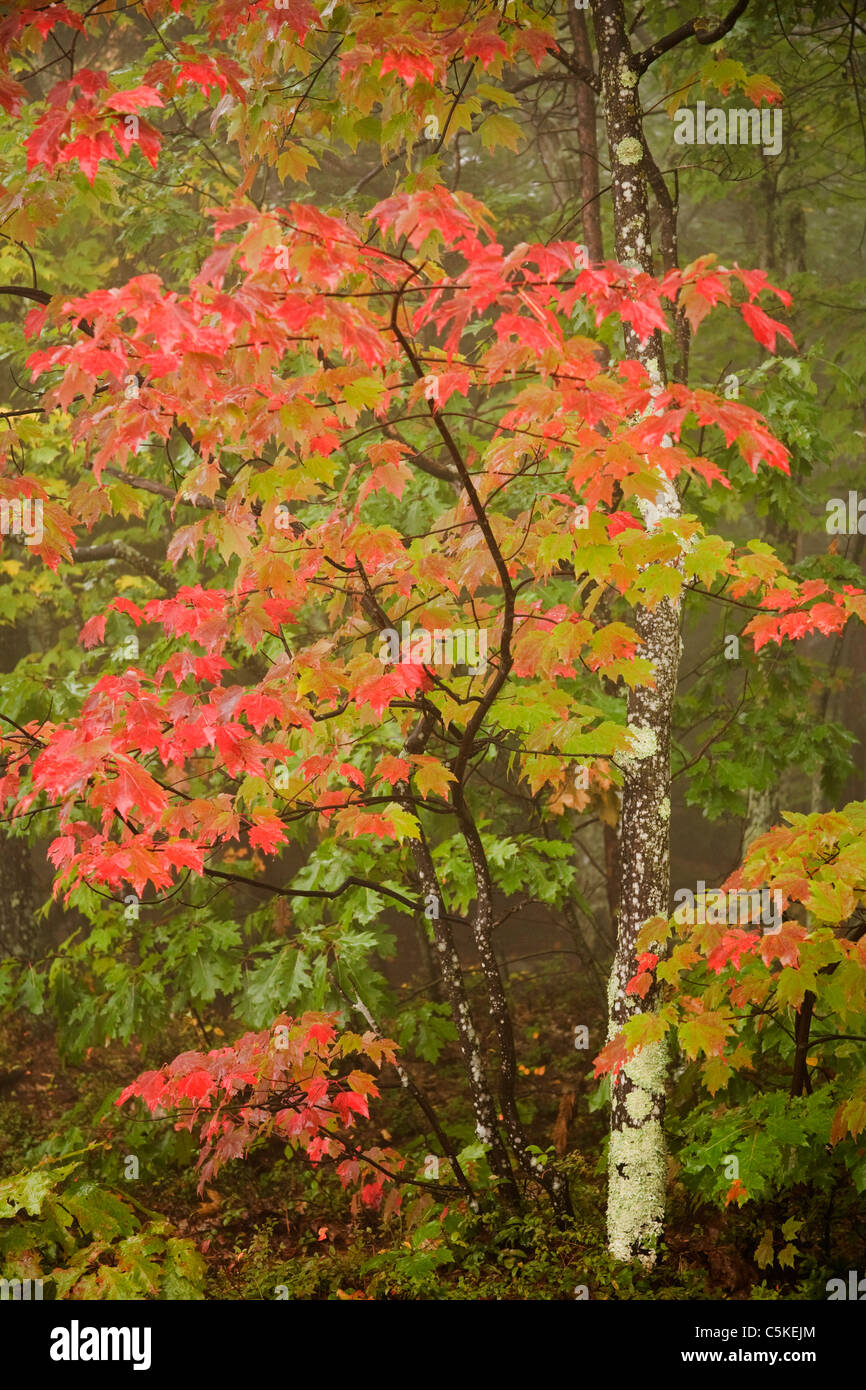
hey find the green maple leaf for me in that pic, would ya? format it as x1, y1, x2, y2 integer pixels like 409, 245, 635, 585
678, 1010, 732, 1059
0, 1163, 78, 1219
622, 1010, 671, 1050
479, 114, 522, 153
754, 1227, 775, 1268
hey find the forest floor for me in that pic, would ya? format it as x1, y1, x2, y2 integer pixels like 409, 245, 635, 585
0, 963, 856, 1300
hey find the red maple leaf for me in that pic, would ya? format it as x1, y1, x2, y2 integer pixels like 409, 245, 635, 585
739, 302, 796, 354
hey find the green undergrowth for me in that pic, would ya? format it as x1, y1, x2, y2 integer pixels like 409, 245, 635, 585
0, 967, 862, 1300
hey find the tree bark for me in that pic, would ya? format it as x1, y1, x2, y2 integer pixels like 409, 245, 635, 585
593, 0, 681, 1265
567, 6, 604, 263
0, 835, 44, 960
742, 782, 778, 856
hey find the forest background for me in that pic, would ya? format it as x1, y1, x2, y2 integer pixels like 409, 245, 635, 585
0, 0, 865, 1302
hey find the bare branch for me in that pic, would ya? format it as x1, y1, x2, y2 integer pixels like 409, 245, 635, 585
636, 0, 751, 74
550, 47, 600, 92
72, 540, 173, 590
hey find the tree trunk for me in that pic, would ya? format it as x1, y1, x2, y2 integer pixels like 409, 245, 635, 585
567, 6, 604, 262
0, 835, 44, 960
743, 783, 778, 855
0, 619, 51, 961
593, 0, 681, 1265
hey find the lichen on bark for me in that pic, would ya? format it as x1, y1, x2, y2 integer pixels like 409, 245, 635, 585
608, 1037, 669, 1264
593, 0, 685, 1270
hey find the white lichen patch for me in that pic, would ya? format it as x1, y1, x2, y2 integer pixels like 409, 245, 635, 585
608, 1037, 670, 1266
608, 1121, 665, 1265
624, 1032, 668, 1096
624, 1086, 652, 1123
658, 796, 670, 821
615, 136, 642, 166
620, 723, 658, 774
619, 64, 637, 90
629, 725, 657, 759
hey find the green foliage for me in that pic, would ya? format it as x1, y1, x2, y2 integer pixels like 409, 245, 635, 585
0, 0, 864, 1304
0, 1158, 205, 1299
673, 1089, 859, 1206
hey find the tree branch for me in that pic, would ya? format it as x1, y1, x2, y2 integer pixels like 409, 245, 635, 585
550, 47, 600, 93
72, 540, 173, 589
103, 467, 226, 512
636, 1, 751, 74
203, 865, 419, 911
0, 285, 51, 306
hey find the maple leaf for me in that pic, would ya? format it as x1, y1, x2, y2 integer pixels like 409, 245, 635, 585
174, 61, 230, 100
701, 1056, 732, 1096
110, 596, 145, 625
352, 663, 431, 719
625, 952, 658, 998
625, 971, 653, 1000
734, 266, 792, 307
622, 1012, 671, 1052
480, 113, 522, 153
724, 1178, 749, 1208
338, 762, 366, 790
239, 691, 283, 731
592, 1032, 630, 1080
109, 760, 168, 822
116, 1071, 165, 1111
805, 879, 856, 924
333, 1090, 369, 1124
739, 302, 796, 354
358, 459, 411, 501
47, 835, 77, 871
0, 71, 26, 116
706, 930, 760, 974
744, 613, 782, 652
373, 755, 412, 786
247, 813, 288, 854
410, 756, 457, 800
607, 512, 643, 538
178, 1069, 214, 1103
830, 1095, 866, 1145
628, 909, 669, 945
305, 1022, 335, 1047
743, 74, 783, 105
778, 610, 811, 641
346, 1070, 380, 1098
300, 755, 332, 781
623, 296, 671, 343
809, 600, 846, 635
380, 50, 435, 87
758, 921, 806, 969
678, 1009, 732, 1059
79, 613, 107, 649
163, 840, 205, 874
104, 85, 164, 114
464, 25, 510, 66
